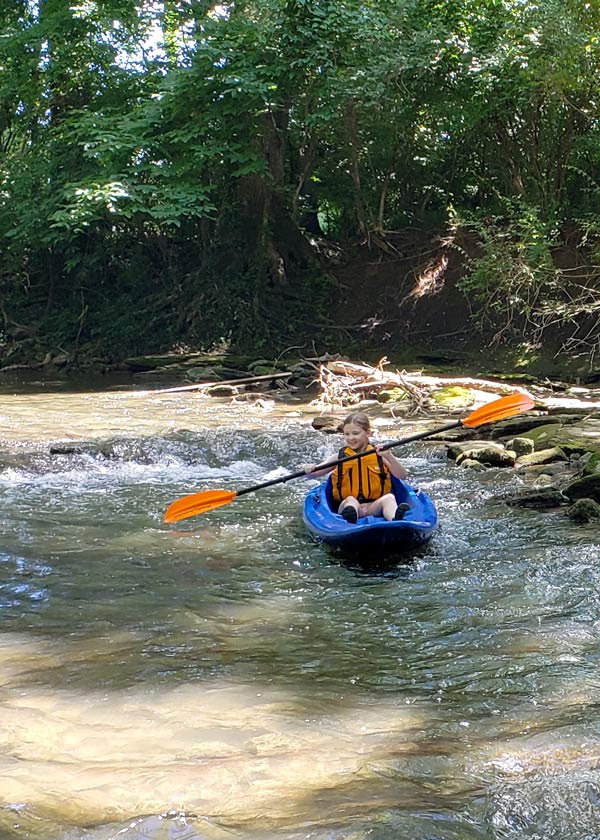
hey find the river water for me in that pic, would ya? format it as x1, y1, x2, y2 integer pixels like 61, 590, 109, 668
1, 380, 599, 840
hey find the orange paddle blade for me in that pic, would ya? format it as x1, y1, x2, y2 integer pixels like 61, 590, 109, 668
462, 393, 536, 428
164, 489, 237, 523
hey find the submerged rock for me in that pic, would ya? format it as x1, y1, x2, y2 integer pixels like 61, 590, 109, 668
503, 488, 568, 508
457, 457, 486, 470
567, 498, 600, 522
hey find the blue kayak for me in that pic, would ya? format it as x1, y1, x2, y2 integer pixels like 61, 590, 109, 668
302, 476, 437, 557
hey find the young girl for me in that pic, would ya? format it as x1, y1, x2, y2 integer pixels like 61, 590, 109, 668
304, 412, 410, 524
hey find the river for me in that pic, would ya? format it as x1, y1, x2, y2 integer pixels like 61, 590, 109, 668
0, 378, 599, 840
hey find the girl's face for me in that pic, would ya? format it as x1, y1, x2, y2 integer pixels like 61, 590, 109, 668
343, 422, 370, 452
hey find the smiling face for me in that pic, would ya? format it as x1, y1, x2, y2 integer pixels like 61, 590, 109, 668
342, 421, 370, 453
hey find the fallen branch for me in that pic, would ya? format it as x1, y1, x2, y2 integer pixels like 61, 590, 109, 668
134, 371, 293, 396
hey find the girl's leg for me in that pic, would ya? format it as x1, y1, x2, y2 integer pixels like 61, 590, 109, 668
339, 496, 360, 523
364, 493, 402, 521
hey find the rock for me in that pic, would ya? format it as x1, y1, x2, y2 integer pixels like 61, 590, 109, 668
504, 488, 568, 508
457, 458, 486, 470
516, 423, 565, 450
520, 462, 575, 478
488, 414, 551, 439
515, 447, 567, 468
567, 498, 600, 523
446, 440, 507, 460
583, 451, 600, 476
312, 415, 343, 434
185, 366, 218, 380
507, 436, 535, 456
557, 443, 592, 458
205, 385, 238, 397
489, 414, 582, 439
248, 359, 273, 369
456, 446, 516, 467
563, 474, 600, 503
530, 474, 557, 488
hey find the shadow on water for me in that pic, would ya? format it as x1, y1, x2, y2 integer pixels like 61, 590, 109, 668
328, 545, 428, 578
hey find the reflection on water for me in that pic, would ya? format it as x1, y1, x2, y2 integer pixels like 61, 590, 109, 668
0, 384, 599, 839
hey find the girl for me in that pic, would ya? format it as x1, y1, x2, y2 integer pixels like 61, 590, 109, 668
304, 412, 409, 524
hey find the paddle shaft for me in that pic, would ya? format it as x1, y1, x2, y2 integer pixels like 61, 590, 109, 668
235, 419, 461, 498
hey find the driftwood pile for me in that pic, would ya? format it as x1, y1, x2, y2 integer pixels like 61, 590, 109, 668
311, 357, 530, 413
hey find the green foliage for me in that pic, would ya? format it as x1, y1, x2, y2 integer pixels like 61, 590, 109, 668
2, 0, 600, 360
454, 202, 560, 330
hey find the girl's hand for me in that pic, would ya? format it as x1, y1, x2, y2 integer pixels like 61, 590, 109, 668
303, 464, 317, 475
375, 445, 407, 479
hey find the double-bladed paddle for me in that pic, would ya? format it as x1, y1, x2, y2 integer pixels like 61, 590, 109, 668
163, 392, 536, 523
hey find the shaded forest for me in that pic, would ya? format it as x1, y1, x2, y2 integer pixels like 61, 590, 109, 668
1, 0, 600, 371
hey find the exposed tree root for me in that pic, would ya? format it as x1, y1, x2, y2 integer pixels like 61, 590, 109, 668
310, 357, 532, 413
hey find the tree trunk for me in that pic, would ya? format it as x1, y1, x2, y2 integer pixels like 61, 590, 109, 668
346, 98, 369, 241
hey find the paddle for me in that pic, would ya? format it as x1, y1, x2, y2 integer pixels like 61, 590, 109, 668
163, 392, 535, 523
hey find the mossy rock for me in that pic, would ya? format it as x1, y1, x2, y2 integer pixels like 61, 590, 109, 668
184, 366, 219, 380
458, 458, 486, 470
518, 423, 564, 450
567, 498, 600, 522
447, 440, 506, 460
248, 359, 272, 370
559, 443, 595, 458
583, 451, 600, 476
489, 414, 577, 439
507, 436, 535, 456
431, 386, 474, 409
504, 488, 568, 508
563, 474, 600, 503
252, 365, 278, 376
456, 446, 516, 467
515, 446, 567, 468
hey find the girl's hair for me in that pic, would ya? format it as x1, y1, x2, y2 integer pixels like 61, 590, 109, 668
342, 412, 371, 432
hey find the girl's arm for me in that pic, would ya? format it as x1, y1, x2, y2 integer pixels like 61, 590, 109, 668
302, 456, 338, 478
376, 447, 408, 480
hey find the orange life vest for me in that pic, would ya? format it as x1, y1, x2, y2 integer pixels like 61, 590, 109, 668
331, 445, 392, 503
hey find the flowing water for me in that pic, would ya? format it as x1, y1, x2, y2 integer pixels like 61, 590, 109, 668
1, 379, 599, 840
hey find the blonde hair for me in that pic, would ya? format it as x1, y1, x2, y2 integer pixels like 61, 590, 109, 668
342, 412, 371, 432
